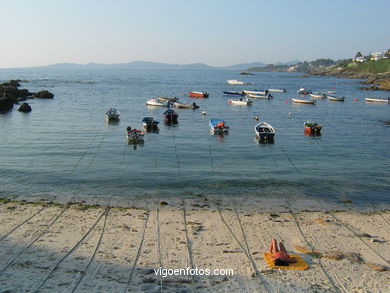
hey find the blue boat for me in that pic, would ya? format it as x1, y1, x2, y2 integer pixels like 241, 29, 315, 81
163, 109, 178, 123
223, 91, 244, 96
209, 119, 229, 133
142, 117, 159, 129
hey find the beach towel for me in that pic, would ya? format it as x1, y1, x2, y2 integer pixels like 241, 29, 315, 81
263, 253, 308, 270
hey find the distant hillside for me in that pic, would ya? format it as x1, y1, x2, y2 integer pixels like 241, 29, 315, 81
41, 61, 216, 70
10, 60, 269, 71
224, 62, 266, 70
247, 59, 334, 72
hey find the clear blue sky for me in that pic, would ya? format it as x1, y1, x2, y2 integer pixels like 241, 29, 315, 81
1, 0, 389, 68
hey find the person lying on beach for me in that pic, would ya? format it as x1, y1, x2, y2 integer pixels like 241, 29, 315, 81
270, 239, 297, 265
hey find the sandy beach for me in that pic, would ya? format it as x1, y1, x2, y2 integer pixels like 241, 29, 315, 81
0, 196, 389, 293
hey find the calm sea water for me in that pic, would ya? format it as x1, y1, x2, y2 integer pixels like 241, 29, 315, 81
0, 68, 389, 205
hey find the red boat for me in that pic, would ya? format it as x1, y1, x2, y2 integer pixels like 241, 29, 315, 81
304, 121, 322, 135
189, 91, 209, 98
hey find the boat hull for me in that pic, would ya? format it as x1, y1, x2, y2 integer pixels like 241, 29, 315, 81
106, 114, 120, 120
309, 93, 325, 98
243, 90, 268, 95
142, 117, 159, 130
256, 132, 275, 140
146, 101, 169, 107
327, 95, 345, 101
291, 98, 315, 104
228, 99, 252, 105
189, 92, 208, 98
174, 102, 199, 109
255, 122, 275, 141
163, 110, 178, 123
267, 88, 286, 93
223, 91, 244, 96
246, 93, 271, 99
365, 97, 389, 104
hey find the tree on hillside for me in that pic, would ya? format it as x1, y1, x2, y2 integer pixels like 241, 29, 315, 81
310, 58, 335, 67
355, 52, 363, 58
385, 49, 390, 58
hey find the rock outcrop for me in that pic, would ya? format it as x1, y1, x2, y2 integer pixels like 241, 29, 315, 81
0, 98, 14, 112
0, 80, 53, 113
33, 90, 54, 99
18, 102, 32, 113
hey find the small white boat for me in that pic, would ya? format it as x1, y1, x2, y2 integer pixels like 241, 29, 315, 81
291, 98, 315, 104
297, 88, 312, 94
309, 93, 325, 98
327, 95, 345, 102
146, 98, 170, 107
365, 97, 390, 104
255, 122, 275, 140
243, 90, 268, 95
158, 96, 179, 102
228, 98, 252, 105
227, 80, 254, 85
174, 101, 199, 109
267, 88, 286, 93
246, 93, 272, 99
105, 108, 120, 120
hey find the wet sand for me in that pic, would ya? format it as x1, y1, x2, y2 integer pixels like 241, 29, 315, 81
0, 196, 389, 292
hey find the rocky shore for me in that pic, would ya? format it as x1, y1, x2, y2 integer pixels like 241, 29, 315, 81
0, 79, 54, 113
311, 69, 390, 91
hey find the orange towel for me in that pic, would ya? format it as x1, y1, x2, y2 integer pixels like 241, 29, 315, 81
263, 253, 308, 270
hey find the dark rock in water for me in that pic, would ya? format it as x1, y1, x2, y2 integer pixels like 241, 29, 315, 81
0, 98, 14, 112
18, 102, 32, 113
33, 90, 54, 99
0, 79, 21, 88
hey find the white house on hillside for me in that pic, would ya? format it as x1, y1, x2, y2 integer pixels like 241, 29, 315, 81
353, 56, 365, 62
371, 52, 383, 61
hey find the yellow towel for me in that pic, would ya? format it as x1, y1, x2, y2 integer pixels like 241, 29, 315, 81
263, 253, 308, 270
